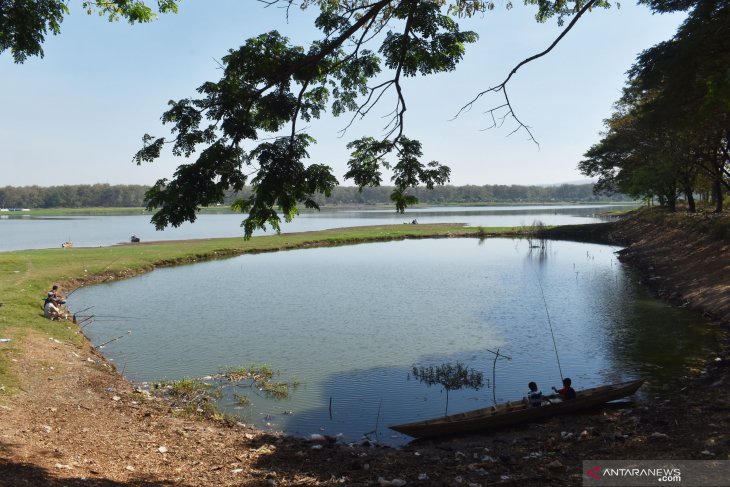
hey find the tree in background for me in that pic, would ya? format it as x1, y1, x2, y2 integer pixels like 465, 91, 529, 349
0, 184, 149, 208
580, 0, 729, 212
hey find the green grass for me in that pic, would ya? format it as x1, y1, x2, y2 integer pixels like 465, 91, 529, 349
0, 223, 525, 394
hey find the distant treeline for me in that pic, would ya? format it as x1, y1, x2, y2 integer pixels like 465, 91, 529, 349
298, 184, 629, 206
0, 184, 149, 208
0, 183, 630, 209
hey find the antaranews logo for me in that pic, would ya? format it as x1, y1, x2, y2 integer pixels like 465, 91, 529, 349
586, 465, 602, 480
601, 467, 681, 481
585, 460, 730, 486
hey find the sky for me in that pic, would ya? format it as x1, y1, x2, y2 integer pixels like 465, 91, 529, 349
0, 1, 687, 188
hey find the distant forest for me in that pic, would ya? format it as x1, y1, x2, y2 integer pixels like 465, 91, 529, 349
0, 183, 630, 209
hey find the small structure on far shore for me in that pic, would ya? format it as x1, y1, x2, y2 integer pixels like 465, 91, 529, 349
130, 235, 140, 243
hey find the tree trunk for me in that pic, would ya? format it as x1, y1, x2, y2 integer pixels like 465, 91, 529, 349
683, 180, 696, 213
685, 189, 696, 213
713, 178, 723, 213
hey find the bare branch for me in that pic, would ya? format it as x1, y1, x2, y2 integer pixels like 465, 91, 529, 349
339, 0, 414, 143
290, 78, 310, 143
454, 0, 599, 145
383, 0, 417, 142
338, 80, 396, 136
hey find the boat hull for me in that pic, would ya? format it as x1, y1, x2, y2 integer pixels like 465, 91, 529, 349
390, 379, 644, 439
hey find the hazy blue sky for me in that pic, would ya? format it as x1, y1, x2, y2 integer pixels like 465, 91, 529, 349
1, 1, 686, 187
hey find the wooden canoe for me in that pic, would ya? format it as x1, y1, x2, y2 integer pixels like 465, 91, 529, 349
390, 379, 644, 439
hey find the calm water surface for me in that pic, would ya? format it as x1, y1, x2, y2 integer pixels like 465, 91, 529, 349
0, 204, 634, 251
69, 238, 717, 445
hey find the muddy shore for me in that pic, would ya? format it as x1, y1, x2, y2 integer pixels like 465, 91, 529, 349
1, 212, 728, 486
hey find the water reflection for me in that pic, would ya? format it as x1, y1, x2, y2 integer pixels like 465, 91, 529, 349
68, 237, 716, 444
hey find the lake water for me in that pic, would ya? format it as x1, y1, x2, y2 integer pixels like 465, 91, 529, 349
0, 204, 634, 252
68, 237, 717, 445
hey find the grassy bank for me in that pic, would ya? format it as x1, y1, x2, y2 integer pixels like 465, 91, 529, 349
0, 223, 525, 393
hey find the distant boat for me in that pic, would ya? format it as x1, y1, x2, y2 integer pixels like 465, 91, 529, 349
61, 242, 73, 248
390, 379, 644, 440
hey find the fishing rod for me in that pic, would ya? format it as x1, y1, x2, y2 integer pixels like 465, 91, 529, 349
85, 319, 131, 323
78, 316, 95, 328
72, 307, 95, 325
74, 314, 136, 319
531, 265, 564, 382
65, 286, 84, 299
66, 252, 125, 300
96, 331, 131, 348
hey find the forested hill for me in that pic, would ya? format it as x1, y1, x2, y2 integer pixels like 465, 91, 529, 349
0, 183, 630, 209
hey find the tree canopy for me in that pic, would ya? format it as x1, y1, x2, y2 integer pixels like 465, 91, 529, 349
0, 0, 179, 62
580, 0, 729, 212
6, 0, 707, 235
130, 0, 620, 237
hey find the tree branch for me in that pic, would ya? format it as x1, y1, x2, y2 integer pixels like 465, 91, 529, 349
454, 0, 599, 145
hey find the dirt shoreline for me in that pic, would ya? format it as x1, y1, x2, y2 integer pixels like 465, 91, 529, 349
1, 214, 729, 486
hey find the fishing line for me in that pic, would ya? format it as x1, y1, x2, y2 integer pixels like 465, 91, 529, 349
76, 315, 136, 319
96, 331, 131, 348
531, 264, 564, 382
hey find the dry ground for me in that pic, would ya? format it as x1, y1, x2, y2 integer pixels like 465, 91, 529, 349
1, 213, 729, 486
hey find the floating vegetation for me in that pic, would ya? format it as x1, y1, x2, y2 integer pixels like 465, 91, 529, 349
233, 393, 252, 407
156, 378, 227, 422
153, 364, 299, 421
155, 365, 301, 421
216, 364, 299, 402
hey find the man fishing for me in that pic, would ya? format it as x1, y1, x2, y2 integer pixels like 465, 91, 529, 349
43, 284, 66, 320
46, 285, 66, 305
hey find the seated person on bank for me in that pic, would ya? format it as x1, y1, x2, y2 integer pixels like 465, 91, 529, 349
47, 285, 66, 305
44, 299, 61, 320
523, 381, 543, 407
43, 284, 65, 320
552, 377, 577, 400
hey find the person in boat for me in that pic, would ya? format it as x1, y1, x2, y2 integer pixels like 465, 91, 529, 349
523, 381, 543, 407
552, 377, 577, 399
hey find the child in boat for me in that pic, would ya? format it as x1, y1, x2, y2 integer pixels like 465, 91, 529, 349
552, 377, 577, 399
523, 381, 543, 407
